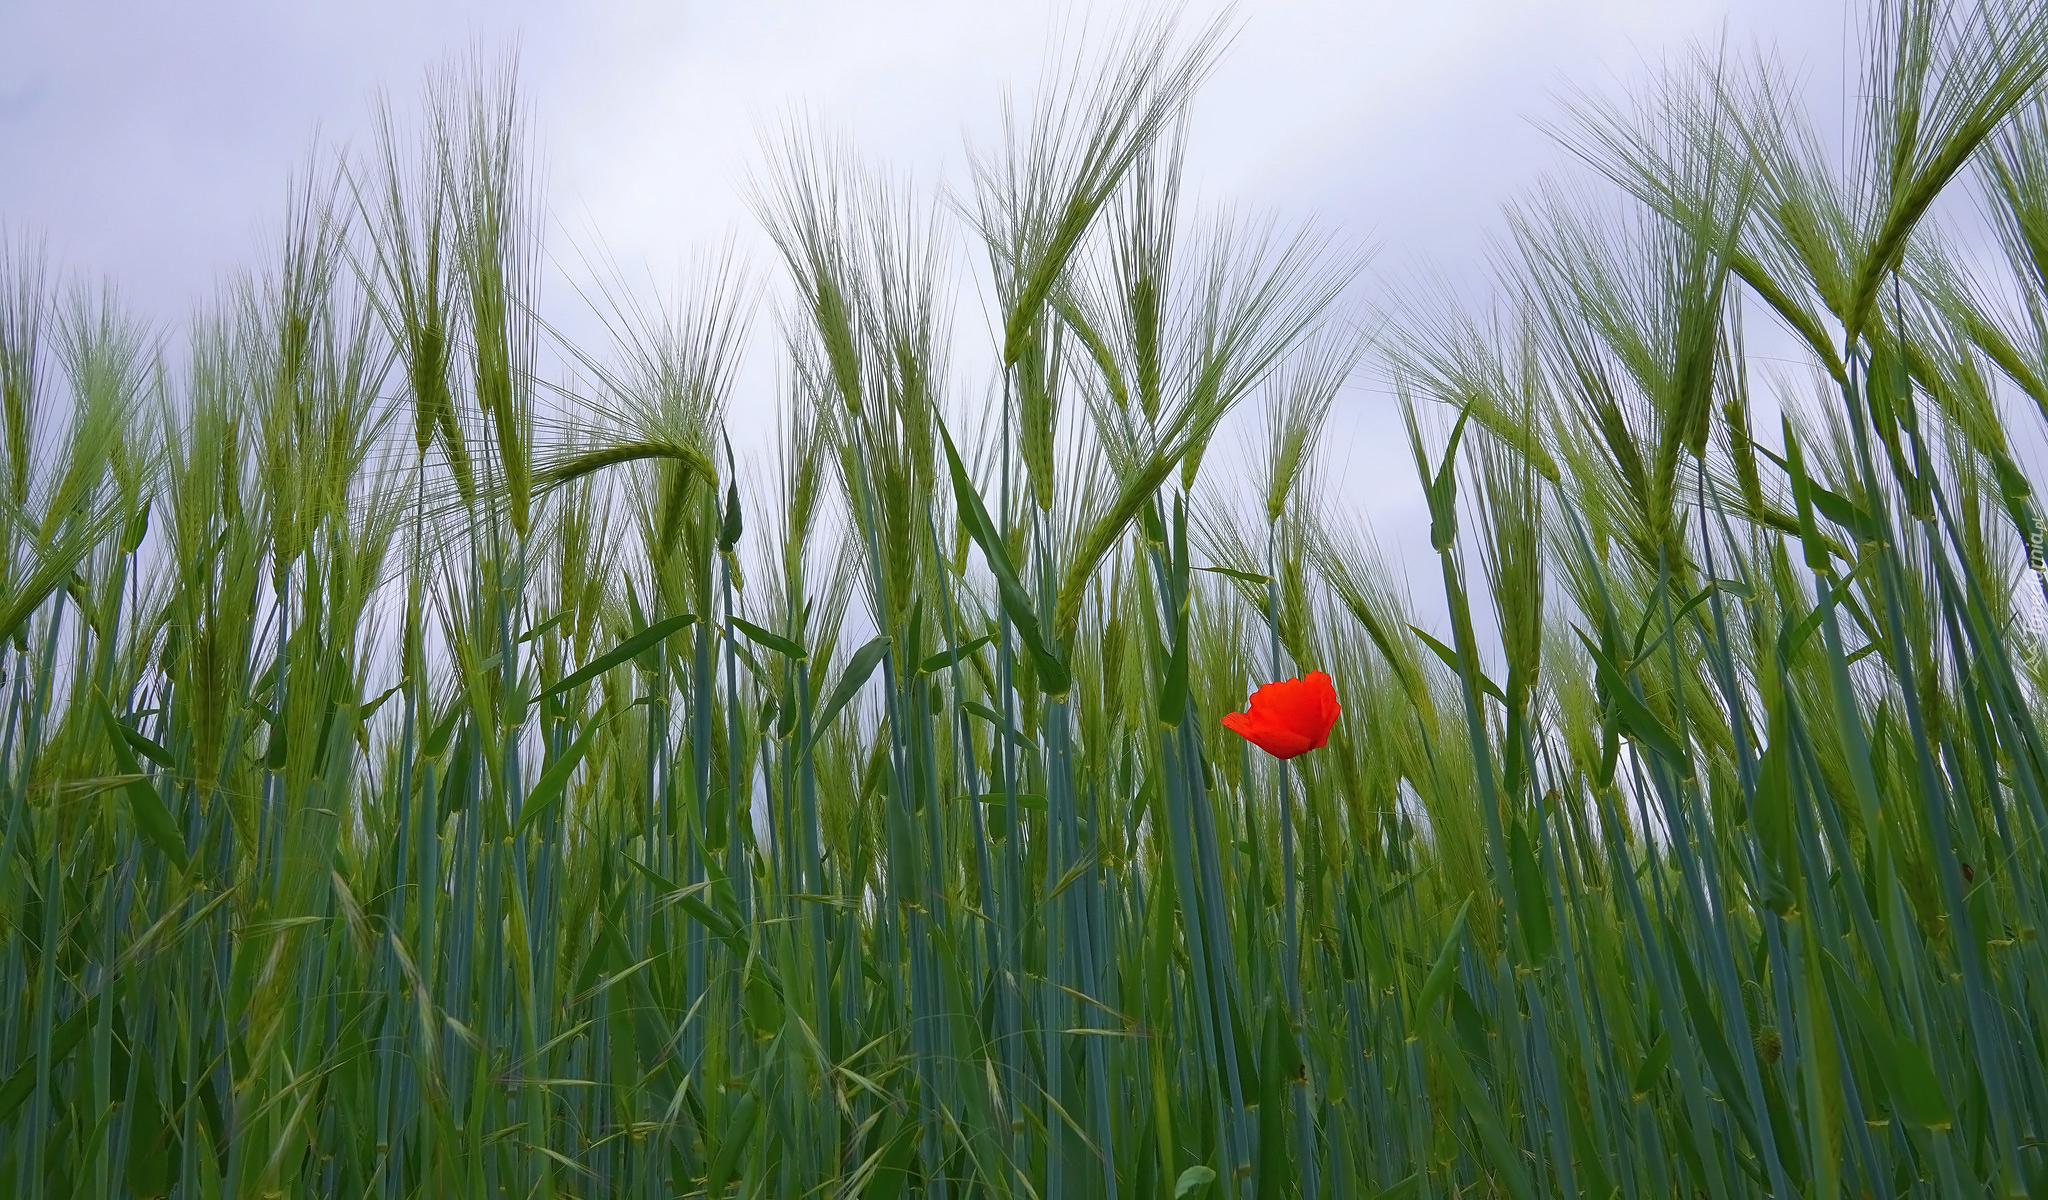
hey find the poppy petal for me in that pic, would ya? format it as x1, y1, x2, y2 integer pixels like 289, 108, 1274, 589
1221, 671, 1341, 760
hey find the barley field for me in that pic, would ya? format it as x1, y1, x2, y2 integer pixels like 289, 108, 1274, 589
6, 4, 2048, 1197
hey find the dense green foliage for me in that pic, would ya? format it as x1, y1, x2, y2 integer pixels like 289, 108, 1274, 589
10, 5, 2048, 1196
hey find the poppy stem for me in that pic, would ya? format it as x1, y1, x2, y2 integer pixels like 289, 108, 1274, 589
1267, 514, 1318, 1199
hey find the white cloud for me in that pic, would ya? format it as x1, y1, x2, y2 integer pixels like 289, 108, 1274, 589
0, 0, 1855, 586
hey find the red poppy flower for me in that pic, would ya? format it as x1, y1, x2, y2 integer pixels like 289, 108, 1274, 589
1220, 670, 1340, 760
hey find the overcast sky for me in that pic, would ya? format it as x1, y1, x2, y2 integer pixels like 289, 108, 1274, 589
1, 0, 1857, 582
